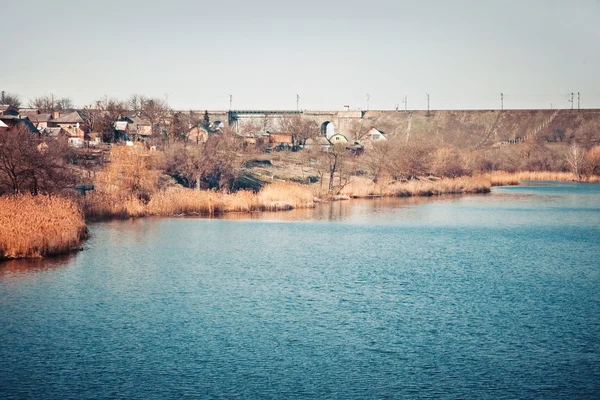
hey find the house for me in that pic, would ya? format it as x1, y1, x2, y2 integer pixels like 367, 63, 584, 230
328, 133, 348, 145
51, 111, 85, 137
128, 116, 152, 138
0, 114, 39, 134
235, 131, 258, 146
32, 113, 53, 130
366, 127, 387, 142
359, 127, 388, 149
43, 127, 69, 137
267, 132, 293, 145
187, 124, 219, 144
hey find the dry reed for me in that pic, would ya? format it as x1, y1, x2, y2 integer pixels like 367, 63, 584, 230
489, 171, 600, 186
147, 189, 260, 215
258, 181, 315, 210
0, 195, 87, 260
338, 176, 491, 198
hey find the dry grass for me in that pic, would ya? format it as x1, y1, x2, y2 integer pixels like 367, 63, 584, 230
85, 181, 314, 219
489, 171, 600, 186
258, 181, 315, 210
0, 195, 87, 260
338, 176, 491, 198
84, 191, 146, 220
147, 189, 260, 215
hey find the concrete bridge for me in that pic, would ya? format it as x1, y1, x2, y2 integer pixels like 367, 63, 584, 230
203, 109, 366, 138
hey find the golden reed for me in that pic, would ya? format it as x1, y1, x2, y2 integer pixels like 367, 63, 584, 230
84, 181, 315, 219
489, 171, 600, 186
338, 176, 491, 198
0, 195, 87, 260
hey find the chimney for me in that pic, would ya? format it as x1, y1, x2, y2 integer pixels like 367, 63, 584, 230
343, 105, 350, 111
52, 111, 60, 119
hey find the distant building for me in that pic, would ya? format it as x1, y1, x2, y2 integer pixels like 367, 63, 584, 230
360, 127, 388, 149
328, 133, 348, 144
52, 111, 85, 137
0, 113, 39, 134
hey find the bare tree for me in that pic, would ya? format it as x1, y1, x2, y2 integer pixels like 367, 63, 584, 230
81, 97, 126, 142
279, 115, 320, 147
361, 140, 393, 182
431, 147, 465, 177
127, 94, 143, 116
56, 97, 74, 111
1, 91, 21, 108
164, 127, 248, 191
0, 126, 76, 195
583, 146, 600, 176
28, 95, 56, 112
348, 120, 372, 143
139, 96, 170, 137
565, 142, 585, 177
387, 138, 432, 180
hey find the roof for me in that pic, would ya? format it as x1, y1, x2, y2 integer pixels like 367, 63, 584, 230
36, 113, 53, 123
19, 110, 40, 120
0, 120, 8, 128
266, 131, 292, 136
0, 116, 39, 133
115, 121, 128, 131
130, 116, 150, 125
53, 111, 84, 124
44, 127, 66, 137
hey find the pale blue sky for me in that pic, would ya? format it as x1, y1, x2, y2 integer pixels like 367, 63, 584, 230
2, 0, 599, 110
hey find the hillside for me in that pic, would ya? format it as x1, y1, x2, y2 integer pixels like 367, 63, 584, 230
361, 109, 600, 149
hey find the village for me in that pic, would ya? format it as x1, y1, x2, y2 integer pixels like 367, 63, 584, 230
0, 101, 389, 156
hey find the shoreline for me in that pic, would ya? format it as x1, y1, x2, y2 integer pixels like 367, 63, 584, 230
2, 173, 598, 261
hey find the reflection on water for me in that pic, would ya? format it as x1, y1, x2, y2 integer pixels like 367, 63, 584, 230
202, 193, 471, 222
0, 253, 78, 283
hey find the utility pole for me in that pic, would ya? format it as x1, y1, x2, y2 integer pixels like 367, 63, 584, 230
366, 93, 370, 111
296, 94, 300, 112
229, 94, 233, 111
501, 93, 504, 110
426, 93, 430, 113
577, 92, 580, 110
403, 95, 407, 111
569, 92, 574, 110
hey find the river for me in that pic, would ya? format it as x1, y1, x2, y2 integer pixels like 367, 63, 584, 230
1, 182, 599, 398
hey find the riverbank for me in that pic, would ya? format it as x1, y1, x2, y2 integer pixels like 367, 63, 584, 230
2, 173, 598, 260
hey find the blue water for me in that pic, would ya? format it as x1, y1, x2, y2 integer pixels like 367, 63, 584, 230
1, 182, 599, 399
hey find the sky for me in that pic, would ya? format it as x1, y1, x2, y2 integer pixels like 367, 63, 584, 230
2, 0, 600, 111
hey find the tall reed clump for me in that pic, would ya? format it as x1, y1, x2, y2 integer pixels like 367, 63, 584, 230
339, 176, 491, 198
84, 145, 161, 219
84, 191, 146, 219
146, 189, 260, 215
258, 181, 315, 210
489, 171, 600, 186
0, 195, 87, 260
